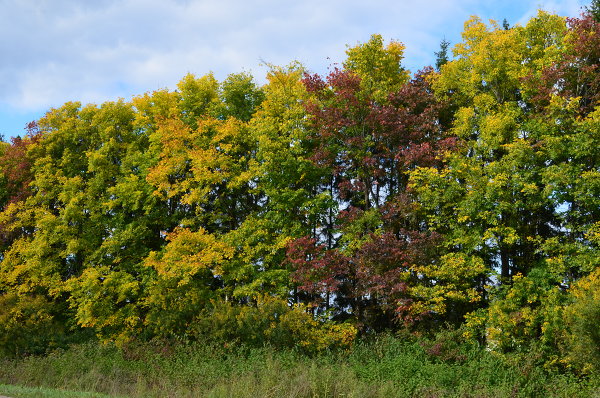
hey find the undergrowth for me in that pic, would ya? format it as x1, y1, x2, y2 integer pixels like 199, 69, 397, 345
0, 334, 597, 398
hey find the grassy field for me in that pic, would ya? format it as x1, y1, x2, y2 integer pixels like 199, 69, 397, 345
0, 335, 598, 398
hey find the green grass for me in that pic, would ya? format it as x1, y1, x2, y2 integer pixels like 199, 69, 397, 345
0, 383, 118, 398
0, 336, 598, 398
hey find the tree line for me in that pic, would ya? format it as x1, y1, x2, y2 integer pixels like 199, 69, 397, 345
0, 7, 599, 374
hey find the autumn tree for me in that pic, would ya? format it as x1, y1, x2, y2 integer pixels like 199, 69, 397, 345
411, 10, 599, 358
287, 35, 460, 331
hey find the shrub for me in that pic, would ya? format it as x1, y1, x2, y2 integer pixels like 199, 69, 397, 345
0, 292, 67, 356
562, 267, 600, 375
190, 295, 357, 353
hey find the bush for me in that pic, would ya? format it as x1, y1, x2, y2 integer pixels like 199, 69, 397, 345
562, 267, 600, 375
189, 295, 357, 353
0, 292, 70, 357
464, 268, 566, 364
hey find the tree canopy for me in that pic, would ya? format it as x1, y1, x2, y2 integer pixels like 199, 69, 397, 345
0, 5, 598, 375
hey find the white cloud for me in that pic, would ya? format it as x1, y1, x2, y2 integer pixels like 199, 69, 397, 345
0, 0, 588, 113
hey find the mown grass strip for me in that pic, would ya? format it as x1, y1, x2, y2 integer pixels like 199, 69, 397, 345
0, 384, 119, 398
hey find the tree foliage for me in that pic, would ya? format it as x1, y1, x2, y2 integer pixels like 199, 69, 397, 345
0, 6, 598, 373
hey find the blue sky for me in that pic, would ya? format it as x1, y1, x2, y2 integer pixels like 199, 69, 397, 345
0, 0, 588, 140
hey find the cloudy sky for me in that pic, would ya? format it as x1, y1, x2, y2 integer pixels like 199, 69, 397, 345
0, 0, 588, 139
